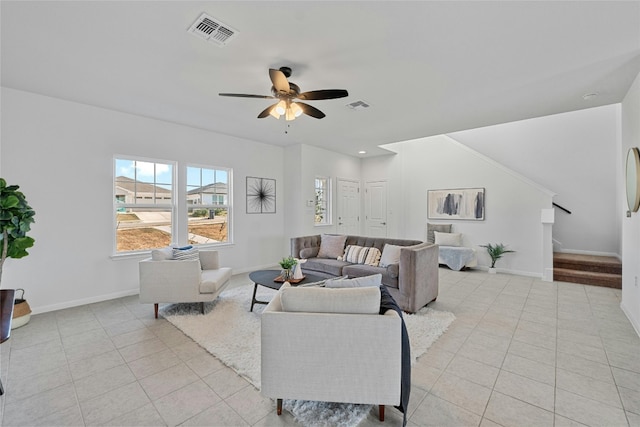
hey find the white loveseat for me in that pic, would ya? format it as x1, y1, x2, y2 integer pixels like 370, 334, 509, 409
139, 248, 232, 318
261, 282, 402, 421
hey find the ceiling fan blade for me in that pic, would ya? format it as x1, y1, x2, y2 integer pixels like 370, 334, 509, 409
297, 89, 349, 100
296, 102, 326, 119
269, 68, 290, 93
257, 103, 278, 119
219, 93, 275, 99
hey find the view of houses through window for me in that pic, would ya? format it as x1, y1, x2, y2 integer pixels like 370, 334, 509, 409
186, 165, 230, 246
114, 158, 231, 253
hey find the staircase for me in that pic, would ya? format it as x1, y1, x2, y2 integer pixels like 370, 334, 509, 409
553, 253, 622, 289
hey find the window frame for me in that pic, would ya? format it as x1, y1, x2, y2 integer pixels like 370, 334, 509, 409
186, 163, 233, 246
314, 176, 332, 226
113, 156, 177, 255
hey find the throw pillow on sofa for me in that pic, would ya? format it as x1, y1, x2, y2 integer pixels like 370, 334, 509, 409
340, 245, 382, 266
379, 244, 402, 268
434, 231, 463, 247
427, 223, 452, 244
325, 274, 382, 288
299, 247, 319, 259
317, 234, 348, 259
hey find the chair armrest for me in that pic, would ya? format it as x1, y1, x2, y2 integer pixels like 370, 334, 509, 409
199, 250, 220, 270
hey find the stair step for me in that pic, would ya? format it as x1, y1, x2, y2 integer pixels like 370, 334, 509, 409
553, 253, 621, 275
553, 268, 622, 289
553, 253, 622, 289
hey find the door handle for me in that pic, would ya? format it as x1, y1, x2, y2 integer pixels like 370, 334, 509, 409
338, 222, 343, 225
381, 222, 386, 225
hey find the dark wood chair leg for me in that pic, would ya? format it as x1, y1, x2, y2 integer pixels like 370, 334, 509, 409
277, 398, 283, 415
0, 378, 4, 395
379, 404, 385, 422
154, 303, 158, 319
200, 301, 205, 314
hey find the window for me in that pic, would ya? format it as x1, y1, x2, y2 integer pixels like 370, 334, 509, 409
315, 176, 331, 225
114, 158, 174, 253
187, 165, 231, 245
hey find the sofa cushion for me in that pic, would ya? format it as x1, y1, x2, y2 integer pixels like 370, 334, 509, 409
379, 244, 402, 267
200, 267, 233, 294
325, 273, 382, 288
317, 234, 348, 259
427, 223, 452, 244
299, 247, 319, 259
386, 263, 400, 279
342, 264, 399, 289
434, 231, 462, 247
303, 258, 350, 277
151, 246, 174, 261
340, 245, 382, 266
280, 286, 381, 314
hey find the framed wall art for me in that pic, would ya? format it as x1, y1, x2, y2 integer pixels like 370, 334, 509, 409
428, 187, 485, 220
246, 177, 276, 214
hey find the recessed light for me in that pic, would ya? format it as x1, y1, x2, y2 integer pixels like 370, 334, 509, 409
582, 92, 599, 100
358, 150, 367, 154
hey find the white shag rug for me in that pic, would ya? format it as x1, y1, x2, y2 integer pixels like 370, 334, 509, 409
163, 284, 455, 426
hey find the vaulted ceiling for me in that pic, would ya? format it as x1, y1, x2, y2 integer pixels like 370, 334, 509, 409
2, 1, 639, 157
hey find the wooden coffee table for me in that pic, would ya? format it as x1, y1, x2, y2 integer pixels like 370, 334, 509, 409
249, 269, 327, 312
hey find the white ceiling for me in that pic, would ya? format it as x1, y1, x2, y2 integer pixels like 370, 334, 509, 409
2, 1, 639, 157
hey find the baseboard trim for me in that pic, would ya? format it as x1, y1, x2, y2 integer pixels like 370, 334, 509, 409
32, 289, 140, 315
621, 301, 640, 338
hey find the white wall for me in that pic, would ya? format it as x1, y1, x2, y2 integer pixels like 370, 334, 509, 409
284, 144, 361, 251
1, 88, 285, 313
621, 71, 640, 335
363, 135, 554, 277
449, 105, 621, 256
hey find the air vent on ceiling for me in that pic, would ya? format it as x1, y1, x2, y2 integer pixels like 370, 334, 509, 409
188, 13, 238, 47
346, 100, 371, 110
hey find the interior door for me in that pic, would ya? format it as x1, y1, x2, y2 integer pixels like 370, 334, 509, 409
337, 179, 360, 235
365, 181, 387, 237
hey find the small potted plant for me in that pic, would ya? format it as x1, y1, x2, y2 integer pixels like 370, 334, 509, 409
480, 243, 514, 274
279, 256, 298, 281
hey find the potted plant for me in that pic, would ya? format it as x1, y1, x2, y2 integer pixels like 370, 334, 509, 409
0, 178, 36, 328
480, 243, 514, 274
279, 256, 297, 281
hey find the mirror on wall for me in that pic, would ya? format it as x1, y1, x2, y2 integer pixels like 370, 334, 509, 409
626, 147, 640, 213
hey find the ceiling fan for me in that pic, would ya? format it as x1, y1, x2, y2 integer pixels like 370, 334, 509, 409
219, 66, 348, 121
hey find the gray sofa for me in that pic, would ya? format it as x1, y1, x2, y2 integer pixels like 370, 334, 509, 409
290, 234, 439, 313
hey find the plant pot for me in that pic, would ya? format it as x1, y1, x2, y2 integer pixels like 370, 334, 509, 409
12, 289, 31, 329
488, 267, 497, 274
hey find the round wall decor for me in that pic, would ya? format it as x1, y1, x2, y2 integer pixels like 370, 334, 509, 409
626, 147, 640, 213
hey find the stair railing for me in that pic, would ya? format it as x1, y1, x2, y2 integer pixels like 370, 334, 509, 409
553, 202, 571, 214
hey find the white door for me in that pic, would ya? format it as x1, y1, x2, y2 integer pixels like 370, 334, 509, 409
337, 179, 360, 235
365, 181, 387, 237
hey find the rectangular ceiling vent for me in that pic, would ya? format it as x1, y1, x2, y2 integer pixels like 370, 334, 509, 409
188, 13, 238, 47
346, 100, 371, 111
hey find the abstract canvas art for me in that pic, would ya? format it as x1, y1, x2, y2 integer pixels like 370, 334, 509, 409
428, 188, 485, 220
246, 177, 276, 214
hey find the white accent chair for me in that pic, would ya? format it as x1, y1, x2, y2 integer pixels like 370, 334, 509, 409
139, 249, 232, 318
261, 283, 402, 421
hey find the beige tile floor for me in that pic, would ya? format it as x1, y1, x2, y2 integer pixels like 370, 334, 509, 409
1, 268, 639, 426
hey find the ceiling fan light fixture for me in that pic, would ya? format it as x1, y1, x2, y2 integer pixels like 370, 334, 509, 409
269, 109, 281, 119
275, 100, 287, 115
291, 102, 303, 118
